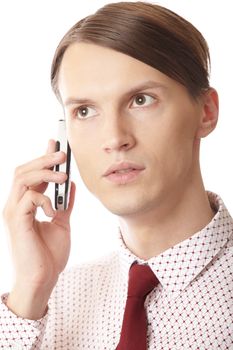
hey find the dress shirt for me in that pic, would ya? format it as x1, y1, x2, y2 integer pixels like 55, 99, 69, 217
0, 191, 233, 349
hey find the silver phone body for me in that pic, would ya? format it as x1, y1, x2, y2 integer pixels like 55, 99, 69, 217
55, 119, 71, 210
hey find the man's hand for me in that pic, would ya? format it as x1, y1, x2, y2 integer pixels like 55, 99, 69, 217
2, 139, 76, 319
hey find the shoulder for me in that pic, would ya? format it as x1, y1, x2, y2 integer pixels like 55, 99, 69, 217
208, 233, 233, 299
64, 250, 120, 275
51, 250, 120, 297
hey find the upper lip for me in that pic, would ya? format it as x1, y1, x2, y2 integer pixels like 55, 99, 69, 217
103, 161, 145, 176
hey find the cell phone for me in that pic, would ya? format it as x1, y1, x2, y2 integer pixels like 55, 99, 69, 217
54, 119, 71, 210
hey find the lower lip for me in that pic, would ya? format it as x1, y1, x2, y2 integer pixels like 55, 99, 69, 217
104, 169, 144, 184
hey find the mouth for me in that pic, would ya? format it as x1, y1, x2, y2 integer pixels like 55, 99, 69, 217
103, 160, 145, 184
112, 168, 137, 174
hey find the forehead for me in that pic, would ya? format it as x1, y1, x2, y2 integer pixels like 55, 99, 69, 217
58, 42, 189, 104
60, 42, 156, 76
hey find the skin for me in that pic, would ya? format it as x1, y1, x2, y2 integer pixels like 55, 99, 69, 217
58, 42, 219, 260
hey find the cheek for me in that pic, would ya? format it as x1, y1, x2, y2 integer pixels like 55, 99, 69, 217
153, 109, 196, 180
72, 146, 93, 175
68, 131, 101, 190
72, 149, 98, 194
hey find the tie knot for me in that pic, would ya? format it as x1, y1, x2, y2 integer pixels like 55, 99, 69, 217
127, 262, 159, 298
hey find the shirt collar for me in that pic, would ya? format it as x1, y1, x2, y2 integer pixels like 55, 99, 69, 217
117, 191, 233, 298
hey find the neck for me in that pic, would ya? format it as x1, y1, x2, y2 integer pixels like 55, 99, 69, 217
118, 172, 216, 260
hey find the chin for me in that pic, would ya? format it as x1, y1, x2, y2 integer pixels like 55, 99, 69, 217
93, 180, 164, 215
98, 196, 153, 217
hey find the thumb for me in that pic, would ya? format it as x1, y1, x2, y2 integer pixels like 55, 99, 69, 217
66, 181, 76, 217
51, 181, 76, 229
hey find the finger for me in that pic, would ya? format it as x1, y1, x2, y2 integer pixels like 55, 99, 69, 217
12, 169, 68, 204
46, 140, 58, 170
17, 190, 55, 219
11, 151, 66, 201
52, 181, 76, 229
29, 139, 57, 193
15, 151, 66, 178
46, 139, 57, 155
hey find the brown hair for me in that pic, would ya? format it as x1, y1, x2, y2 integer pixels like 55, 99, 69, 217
51, 1, 210, 102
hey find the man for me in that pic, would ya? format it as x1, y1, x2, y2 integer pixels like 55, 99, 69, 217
1, 1, 232, 349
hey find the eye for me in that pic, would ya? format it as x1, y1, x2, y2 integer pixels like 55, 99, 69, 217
74, 106, 97, 119
131, 94, 156, 108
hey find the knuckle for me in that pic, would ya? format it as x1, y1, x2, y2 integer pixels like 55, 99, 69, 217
43, 169, 51, 177
25, 189, 46, 204
14, 173, 24, 186
14, 165, 23, 177
2, 204, 12, 222
24, 189, 35, 199
41, 154, 48, 164
40, 170, 50, 183
43, 195, 51, 205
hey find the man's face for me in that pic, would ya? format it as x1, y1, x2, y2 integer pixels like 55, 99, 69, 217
58, 43, 204, 217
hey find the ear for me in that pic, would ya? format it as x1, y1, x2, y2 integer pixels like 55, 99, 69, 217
196, 88, 219, 139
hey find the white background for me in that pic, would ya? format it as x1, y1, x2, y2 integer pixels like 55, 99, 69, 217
0, 0, 232, 294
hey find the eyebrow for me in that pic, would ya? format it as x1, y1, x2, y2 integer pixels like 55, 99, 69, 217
64, 80, 168, 107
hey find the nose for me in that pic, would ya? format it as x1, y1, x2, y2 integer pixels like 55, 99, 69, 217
101, 113, 136, 153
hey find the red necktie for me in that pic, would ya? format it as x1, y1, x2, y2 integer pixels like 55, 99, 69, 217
116, 262, 159, 350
